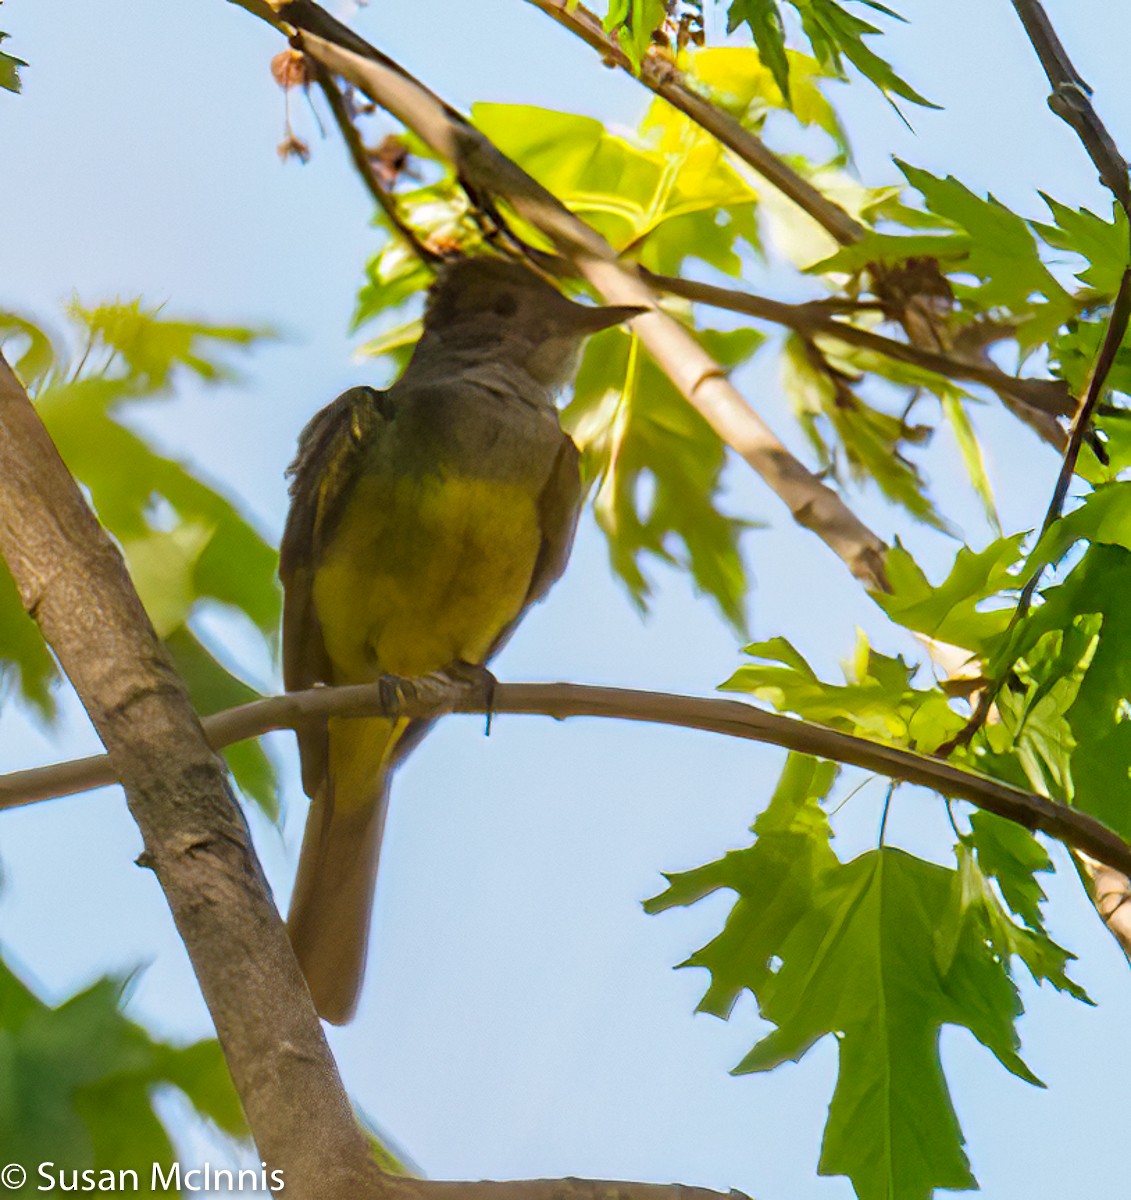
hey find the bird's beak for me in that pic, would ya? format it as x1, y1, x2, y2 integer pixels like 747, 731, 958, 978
570, 303, 648, 334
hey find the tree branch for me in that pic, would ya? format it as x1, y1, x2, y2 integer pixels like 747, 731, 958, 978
1010, 0, 1131, 212
249, 0, 890, 591
646, 270, 1074, 440
524, 0, 866, 246
7, 676, 1131, 879
0, 354, 383, 1198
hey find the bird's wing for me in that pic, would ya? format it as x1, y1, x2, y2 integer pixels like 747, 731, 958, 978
483, 431, 582, 665
279, 385, 391, 794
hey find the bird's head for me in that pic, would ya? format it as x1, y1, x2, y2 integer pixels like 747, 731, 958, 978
421, 257, 644, 389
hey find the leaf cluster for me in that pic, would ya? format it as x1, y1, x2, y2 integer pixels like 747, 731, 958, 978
0, 305, 281, 816
0, 952, 246, 1195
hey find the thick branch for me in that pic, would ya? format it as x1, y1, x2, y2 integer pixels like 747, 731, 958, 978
0, 354, 381, 1200
1076, 854, 1131, 961
8, 677, 1131, 878
524, 0, 865, 246
255, 0, 889, 589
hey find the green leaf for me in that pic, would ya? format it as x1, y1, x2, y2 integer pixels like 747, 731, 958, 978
67, 301, 268, 390
1025, 480, 1131, 577
0, 31, 26, 93
603, 0, 668, 70
1031, 194, 1128, 296
793, 0, 934, 110
940, 393, 999, 532
943, 840, 1087, 1002
0, 311, 57, 388
725, 0, 930, 111
148, 1040, 247, 1138
39, 377, 280, 637
353, 238, 438, 334
645, 753, 840, 1018
720, 631, 964, 750
726, 0, 793, 104
0, 955, 247, 1181
750, 849, 1038, 1199
876, 535, 1026, 653
654, 807, 1046, 1200
568, 323, 759, 630
781, 333, 944, 527
1047, 314, 1131, 401
0, 559, 57, 719
977, 616, 1099, 803
816, 164, 1077, 349
689, 47, 849, 156
474, 102, 761, 277
0, 304, 278, 749
1024, 544, 1131, 839
967, 811, 1052, 931
165, 627, 278, 820
121, 523, 216, 639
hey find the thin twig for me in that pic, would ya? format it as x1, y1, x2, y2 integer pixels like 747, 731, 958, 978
1016, 264, 1131, 612
310, 54, 444, 266
7, 677, 1131, 877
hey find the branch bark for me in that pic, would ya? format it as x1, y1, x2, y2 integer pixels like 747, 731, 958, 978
250, 0, 890, 591
8, 676, 1131, 879
0, 353, 383, 1199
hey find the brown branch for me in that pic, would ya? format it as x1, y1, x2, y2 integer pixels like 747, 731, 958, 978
1075, 853, 1131, 961
0, 354, 383, 1198
8, 676, 1131, 878
525, 0, 866, 247
1010, 0, 1131, 212
646, 270, 1074, 438
249, 0, 889, 591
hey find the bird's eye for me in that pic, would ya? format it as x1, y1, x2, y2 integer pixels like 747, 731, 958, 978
493, 293, 519, 318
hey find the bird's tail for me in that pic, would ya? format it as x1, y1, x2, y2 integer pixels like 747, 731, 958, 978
287, 715, 405, 1024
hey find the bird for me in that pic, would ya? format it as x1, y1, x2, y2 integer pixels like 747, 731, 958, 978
279, 256, 642, 1022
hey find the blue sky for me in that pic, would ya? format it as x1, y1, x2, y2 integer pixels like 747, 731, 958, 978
2, 1, 1131, 1196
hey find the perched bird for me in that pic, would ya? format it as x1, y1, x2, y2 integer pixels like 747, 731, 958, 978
279, 256, 642, 1022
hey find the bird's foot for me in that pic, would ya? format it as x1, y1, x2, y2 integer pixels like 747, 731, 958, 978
442, 660, 497, 735
375, 664, 495, 724
376, 673, 417, 717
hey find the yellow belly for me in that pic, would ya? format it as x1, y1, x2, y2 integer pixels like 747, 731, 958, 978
311, 470, 542, 684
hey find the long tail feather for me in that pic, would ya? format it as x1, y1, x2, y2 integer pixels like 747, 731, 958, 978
287, 715, 400, 1024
